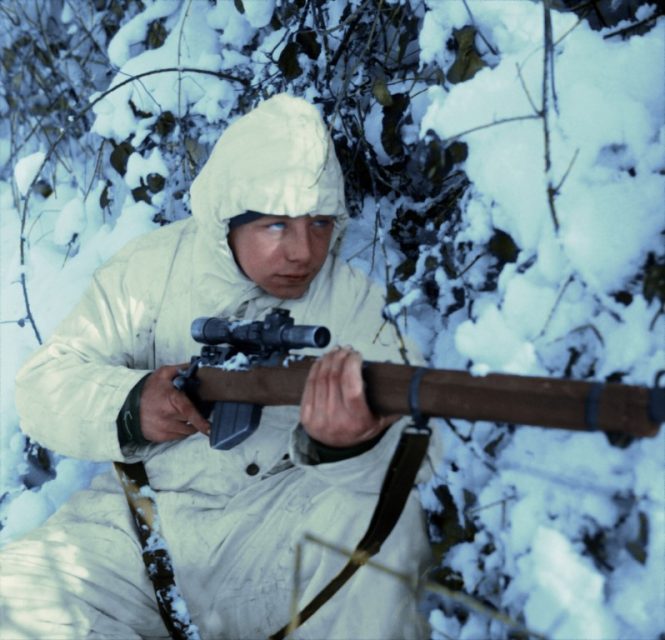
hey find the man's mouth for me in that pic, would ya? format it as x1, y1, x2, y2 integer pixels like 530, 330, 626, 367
276, 273, 310, 281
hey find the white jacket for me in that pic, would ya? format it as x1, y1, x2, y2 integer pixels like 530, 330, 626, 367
14, 95, 437, 639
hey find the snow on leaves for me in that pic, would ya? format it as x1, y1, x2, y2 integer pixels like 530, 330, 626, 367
1, 0, 664, 638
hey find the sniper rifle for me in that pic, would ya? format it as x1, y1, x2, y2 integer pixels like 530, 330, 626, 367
131, 308, 662, 639
174, 308, 663, 449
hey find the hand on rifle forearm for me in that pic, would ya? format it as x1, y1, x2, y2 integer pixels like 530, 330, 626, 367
139, 364, 210, 443
300, 347, 398, 448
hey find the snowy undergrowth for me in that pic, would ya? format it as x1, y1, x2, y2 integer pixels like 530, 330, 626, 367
1, 1, 663, 638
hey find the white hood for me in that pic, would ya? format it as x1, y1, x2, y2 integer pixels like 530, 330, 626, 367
187, 94, 349, 310
190, 93, 348, 237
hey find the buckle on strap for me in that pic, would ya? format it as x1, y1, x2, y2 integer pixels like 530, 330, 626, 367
408, 366, 431, 432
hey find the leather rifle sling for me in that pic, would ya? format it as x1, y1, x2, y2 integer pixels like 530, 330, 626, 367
269, 426, 431, 640
114, 461, 200, 640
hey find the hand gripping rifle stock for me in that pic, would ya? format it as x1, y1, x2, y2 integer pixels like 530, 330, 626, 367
191, 356, 663, 439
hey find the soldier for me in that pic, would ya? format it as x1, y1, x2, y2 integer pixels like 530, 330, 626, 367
2, 94, 439, 639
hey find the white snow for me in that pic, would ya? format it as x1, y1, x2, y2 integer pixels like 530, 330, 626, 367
1, 1, 663, 638
14, 151, 46, 196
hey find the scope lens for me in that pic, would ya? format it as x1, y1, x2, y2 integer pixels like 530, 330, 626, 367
312, 327, 331, 348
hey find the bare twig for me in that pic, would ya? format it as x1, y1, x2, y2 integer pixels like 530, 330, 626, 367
537, 273, 575, 338
374, 195, 412, 366
18, 267, 42, 344
462, 0, 499, 56
0, 3, 20, 26
603, 12, 662, 40
328, 0, 373, 68
443, 114, 541, 143
544, 2, 559, 113
177, 0, 195, 118
297, 533, 550, 640
542, 0, 560, 233
456, 251, 487, 279
83, 140, 107, 201
515, 62, 540, 115
175, 0, 196, 188
554, 148, 580, 194
426, 580, 550, 640
329, 0, 385, 129
649, 302, 664, 332
499, 463, 663, 507
15, 65, 248, 344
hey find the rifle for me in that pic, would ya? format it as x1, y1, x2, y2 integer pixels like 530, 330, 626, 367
174, 309, 663, 448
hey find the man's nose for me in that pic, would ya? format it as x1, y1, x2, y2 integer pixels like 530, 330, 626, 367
285, 226, 312, 263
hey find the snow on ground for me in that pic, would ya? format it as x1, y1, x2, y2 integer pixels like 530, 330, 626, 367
1, 1, 663, 638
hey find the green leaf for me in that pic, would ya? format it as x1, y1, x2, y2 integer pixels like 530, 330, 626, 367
32, 180, 52, 199
395, 258, 416, 281
154, 111, 176, 137
427, 484, 477, 559
99, 181, 111, 209
129, 100, 152, 119
489, 229, 519, 264
146, 20, 167, 49
278, 41, 302, 80
296, 29, 321, 60
626, 512, 649, 565
146, 173, 165, 193
110, 140, 134, 176
131, 185, 151, 204
372, 78, 393, 107
447, 26, 487, 85
386, 283, 402, 304
643, 253, 665, 304
381, 93, 409, 159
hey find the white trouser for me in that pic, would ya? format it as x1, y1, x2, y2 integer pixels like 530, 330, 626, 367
0, 464, 431, 640
0, 509, 168, 639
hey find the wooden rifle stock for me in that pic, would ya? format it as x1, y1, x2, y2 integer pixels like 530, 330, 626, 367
194, 359, 663, 438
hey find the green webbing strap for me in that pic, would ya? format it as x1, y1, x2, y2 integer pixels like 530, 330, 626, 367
269, 425, 431, 640
114, 461, 201, 640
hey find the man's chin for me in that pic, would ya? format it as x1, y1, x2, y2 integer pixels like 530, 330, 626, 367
263, 282, 311, 299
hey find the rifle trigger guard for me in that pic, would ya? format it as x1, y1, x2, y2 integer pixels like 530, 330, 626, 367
408, 367, 430, 431
172, 359, 200, 392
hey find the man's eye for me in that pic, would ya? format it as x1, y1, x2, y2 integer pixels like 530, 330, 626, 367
312, 218, 333, 229
267, 222, 286, 231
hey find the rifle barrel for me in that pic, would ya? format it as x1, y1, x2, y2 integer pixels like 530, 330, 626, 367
195, 359, 662, 437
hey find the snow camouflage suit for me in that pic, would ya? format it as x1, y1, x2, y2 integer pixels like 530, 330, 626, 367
2, 94, 440, 639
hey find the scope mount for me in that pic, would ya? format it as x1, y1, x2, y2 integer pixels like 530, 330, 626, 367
174, 308, 330, 450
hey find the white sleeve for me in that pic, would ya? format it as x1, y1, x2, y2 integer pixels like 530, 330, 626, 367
15, 253, 157, 462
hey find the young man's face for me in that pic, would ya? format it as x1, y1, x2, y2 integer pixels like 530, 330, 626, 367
228, 214, 335, 299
